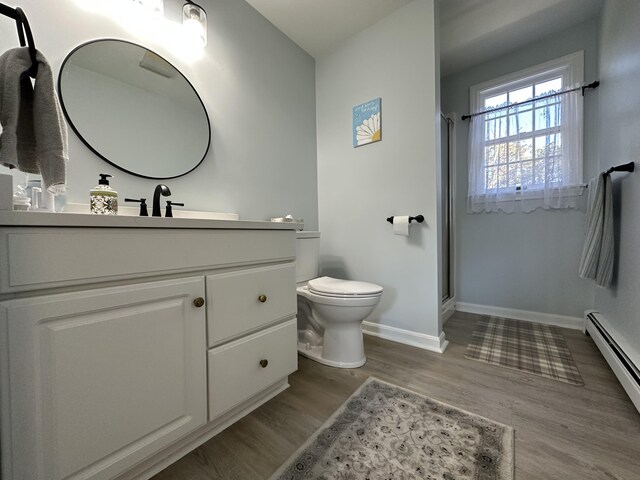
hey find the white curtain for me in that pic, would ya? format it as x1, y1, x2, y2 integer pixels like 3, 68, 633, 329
468, 86, 583, 213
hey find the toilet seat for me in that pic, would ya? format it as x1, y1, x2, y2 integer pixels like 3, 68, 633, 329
307, 276, 383, 298
297, 285, 381, 307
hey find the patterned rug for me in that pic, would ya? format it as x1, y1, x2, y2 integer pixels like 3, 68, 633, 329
465, 317, 584, 386
271, 378, 514, 480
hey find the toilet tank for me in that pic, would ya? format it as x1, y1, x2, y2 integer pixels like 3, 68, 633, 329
296, 231, 320, 283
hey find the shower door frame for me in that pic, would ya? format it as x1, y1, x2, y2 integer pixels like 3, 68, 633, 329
441, 112, 456, 311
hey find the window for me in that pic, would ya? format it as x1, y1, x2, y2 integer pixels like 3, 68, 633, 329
467, 52, 584, 213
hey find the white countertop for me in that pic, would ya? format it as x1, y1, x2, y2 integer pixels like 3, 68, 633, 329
0, 211, 302, 230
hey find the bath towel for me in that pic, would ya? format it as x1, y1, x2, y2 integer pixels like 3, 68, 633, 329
0, 47, 67, 194
578, 173, 614, 287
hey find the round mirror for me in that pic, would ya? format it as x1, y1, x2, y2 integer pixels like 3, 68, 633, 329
58, 39, 210, 179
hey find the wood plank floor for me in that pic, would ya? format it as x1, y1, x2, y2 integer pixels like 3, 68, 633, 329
153, 312, 640, 480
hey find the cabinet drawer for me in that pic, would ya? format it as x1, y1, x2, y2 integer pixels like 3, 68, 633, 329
208, 319, 297, 419
206, 264, 296, 346
0, 228, 295, 293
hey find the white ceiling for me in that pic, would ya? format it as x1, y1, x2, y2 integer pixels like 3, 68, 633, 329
244, 0, 413, 59
440, 0, 604, 76
245, 0, 604, 76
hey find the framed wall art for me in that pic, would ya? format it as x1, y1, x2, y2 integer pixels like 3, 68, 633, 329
353, 98, 381, 147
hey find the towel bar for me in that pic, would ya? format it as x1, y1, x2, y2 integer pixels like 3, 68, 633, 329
604, 162, 634, 175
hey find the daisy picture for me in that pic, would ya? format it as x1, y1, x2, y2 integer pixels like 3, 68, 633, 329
353, 98, 381, 147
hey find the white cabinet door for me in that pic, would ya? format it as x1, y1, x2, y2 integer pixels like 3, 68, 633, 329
0, 277, 207, 480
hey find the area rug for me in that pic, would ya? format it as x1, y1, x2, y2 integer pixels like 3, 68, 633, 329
465, 317, 584, 386
270, 377, 514, 480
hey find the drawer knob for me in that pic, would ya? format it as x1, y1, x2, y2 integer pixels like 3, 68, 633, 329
193, 297, 205, 308
260, 359, 269, 368
258, 294, 267, 303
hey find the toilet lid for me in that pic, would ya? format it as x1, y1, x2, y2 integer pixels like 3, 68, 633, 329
308, 276, 383, 296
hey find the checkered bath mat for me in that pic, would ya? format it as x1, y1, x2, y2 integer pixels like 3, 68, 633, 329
465, 317, 584, 386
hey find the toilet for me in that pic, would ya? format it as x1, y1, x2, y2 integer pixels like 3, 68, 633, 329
296, 231, 383, 368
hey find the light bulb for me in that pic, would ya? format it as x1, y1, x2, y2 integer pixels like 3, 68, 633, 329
183, 3, 207, 48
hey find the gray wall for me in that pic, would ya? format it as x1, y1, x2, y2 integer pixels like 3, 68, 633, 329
595, 0, 640, 366
441, 19, 599, 318
316, 0, 443, 341
0, 0, 318, 228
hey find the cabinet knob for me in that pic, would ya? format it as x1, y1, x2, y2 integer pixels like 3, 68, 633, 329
258, 294, 267, 303
260, 359, 269, 368
193, 297, 205, 308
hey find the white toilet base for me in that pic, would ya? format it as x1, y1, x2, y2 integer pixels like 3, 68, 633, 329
297, 342, 366, 369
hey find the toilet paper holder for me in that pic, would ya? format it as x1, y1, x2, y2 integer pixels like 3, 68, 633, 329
386, 215, 424, 224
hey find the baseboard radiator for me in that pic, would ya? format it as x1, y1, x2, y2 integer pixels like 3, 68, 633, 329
586, 312, 640, 413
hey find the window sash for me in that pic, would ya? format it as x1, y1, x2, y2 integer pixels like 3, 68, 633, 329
469, 52, 583, 197
483, 125, 562, 147
475, 62, 573, 111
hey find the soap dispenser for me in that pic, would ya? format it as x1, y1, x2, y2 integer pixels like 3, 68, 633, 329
90, 174, 118, 215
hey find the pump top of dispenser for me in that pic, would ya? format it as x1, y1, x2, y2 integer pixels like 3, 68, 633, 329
98, 174, 112, 185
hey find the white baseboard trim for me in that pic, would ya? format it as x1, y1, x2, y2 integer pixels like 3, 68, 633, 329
442, 297, 456, 324
362, 321, 449, 353
456, 302, 584, 330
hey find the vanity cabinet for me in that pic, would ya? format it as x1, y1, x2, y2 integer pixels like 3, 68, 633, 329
0, 218, 298, 480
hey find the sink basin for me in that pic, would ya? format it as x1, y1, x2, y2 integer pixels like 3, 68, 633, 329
63, 203, 239, 220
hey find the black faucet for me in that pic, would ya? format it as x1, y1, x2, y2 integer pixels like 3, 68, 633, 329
152, 184, 171, 217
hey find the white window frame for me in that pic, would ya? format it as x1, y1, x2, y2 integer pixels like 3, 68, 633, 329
469, 51, 584, 197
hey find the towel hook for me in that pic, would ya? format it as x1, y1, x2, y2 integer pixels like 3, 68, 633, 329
0, 3, 38, 78
15, 8, 37, 77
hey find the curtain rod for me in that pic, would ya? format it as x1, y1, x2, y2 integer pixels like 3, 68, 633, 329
461, 81, 600, 121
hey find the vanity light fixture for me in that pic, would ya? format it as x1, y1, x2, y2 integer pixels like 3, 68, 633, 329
183, 1, 207, 48
75, 0, 204, 62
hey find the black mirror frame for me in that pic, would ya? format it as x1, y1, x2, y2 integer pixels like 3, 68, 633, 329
57, 38, 211, 180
